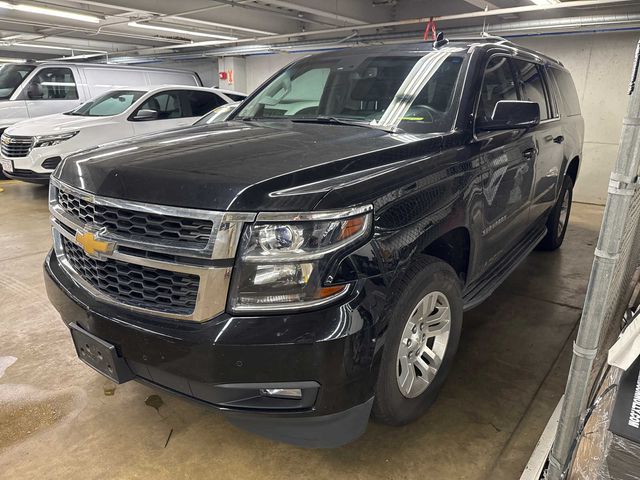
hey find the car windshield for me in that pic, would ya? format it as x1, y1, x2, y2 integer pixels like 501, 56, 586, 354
67, 90, 145, 116
195, 102, 239, 125
234, 49, 465, 133
0, 64, 36, 100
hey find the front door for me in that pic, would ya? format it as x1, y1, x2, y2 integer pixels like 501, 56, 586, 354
473, 55, 536, 271
130, 90, 190, 136
23, 66, 83, 119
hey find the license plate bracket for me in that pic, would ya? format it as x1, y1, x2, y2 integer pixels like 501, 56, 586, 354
69, 323, 134, 384
0, 158, 13, 173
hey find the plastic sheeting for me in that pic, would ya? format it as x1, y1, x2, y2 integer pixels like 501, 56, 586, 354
570, 366, 640, 479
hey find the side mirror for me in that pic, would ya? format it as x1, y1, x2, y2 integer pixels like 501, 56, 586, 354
478, 100, 540, 131
133, 109, 158, 121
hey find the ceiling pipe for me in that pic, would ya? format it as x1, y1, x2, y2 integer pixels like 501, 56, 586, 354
17, 0, 637, 62
102, 12, 640, 63
206, 0, 340, 28
148, 0, 637, 52
61, 0, 277, 35
253, 0, 367, 25
448, 12, 640, 36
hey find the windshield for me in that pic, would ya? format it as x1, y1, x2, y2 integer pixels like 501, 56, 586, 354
0, 64, 36, 100
234, 49, 465, 133
68, 90, 145, 116
195, 103, 239, 125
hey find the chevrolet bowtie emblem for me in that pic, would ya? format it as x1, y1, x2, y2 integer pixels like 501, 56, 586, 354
75, 231, 115, 258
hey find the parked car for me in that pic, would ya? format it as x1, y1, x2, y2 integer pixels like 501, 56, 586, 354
0, 62, 203, 135
44, 37, 583, 447
0, 85, 243, 183
195, 101, 240, 125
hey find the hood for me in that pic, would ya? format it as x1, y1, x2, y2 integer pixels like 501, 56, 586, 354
7, 113, 121, 136
56, 120, 445, 212
0, 100, 28, 129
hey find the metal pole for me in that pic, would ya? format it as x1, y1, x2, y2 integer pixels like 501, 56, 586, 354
546, 38, 640, 480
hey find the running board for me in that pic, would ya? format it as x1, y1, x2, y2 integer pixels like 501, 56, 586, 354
462, 226, 547, 311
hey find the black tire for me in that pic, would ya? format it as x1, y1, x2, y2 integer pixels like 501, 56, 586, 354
538, 175, 573, 251
372, 255, 463, 426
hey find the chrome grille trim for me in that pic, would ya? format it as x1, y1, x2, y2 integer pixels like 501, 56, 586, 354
1, 133, 34, 158
49, 177, 257, 322
50, 177, 256, 260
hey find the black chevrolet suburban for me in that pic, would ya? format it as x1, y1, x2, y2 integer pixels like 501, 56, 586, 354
44, 37, 584, 447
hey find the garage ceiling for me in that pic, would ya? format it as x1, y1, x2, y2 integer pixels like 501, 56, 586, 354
1, 0, 639, 62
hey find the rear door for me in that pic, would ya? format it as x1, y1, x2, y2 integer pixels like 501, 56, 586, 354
473, 55, 536, 270
511, 58, 563, 223
178, 90, 227, 122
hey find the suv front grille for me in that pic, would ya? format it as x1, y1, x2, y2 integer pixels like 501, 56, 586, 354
49, 178, 254, 321
1, 134, 34, 158
57, 189, 214, 247
62, 237, 199, 315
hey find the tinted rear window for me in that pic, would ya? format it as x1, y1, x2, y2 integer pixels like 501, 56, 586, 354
225, 93, 246, 101
550, 68, 581, 117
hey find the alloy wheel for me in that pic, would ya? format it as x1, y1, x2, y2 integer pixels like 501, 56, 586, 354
396, 291, 451, 398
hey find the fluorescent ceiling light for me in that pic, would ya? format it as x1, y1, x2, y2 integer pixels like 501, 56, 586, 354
15, 42, 106, 53
1, 34, 22, 40
128, 22, 237, 40
170, 16, 276, 36
156, 39, 236, 50
0, 57, 26, 62
529, 0, 560, 4
0, 2, 100, 23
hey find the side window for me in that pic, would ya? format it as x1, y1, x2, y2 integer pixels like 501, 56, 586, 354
26, 67, 78, 100
180, 91, 226, 117
225, 93, 246, 102
511, 59, 551, 120
550, 68, 581, 117
137, 91, 182, 120
476, 56, 519, 126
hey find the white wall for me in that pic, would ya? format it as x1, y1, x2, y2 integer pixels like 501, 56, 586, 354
218, 56, 248, 93
242, 32, 640, 205
516, 31, 640, 205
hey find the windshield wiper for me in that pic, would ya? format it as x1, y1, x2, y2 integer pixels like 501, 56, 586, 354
290, 116, 393, 132
239, 116, 290, 122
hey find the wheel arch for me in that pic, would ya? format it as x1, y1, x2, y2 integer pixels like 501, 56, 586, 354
565, 155, 580, 184
419, 226, 472, 285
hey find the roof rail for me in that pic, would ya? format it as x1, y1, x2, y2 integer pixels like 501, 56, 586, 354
446, 35, 511, 44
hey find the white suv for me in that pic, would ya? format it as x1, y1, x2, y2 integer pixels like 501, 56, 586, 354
0, 85, 244, 183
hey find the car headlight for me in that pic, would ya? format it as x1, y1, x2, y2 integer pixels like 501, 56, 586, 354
33, 131, 79, 148
229, 206, 373, 313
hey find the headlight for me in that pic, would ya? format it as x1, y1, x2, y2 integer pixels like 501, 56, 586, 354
229, 206, 373, 312
33, 131, 79, 148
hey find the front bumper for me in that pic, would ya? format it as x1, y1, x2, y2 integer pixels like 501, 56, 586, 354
44, 250, 382, 447
4, 169, 51, 184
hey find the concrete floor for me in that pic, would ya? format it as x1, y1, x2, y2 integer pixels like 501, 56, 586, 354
0, 179, 603, 480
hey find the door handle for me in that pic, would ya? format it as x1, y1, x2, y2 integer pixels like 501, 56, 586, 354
553, 135, 565, 144
522, 147, 537, 160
